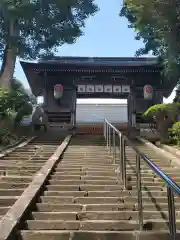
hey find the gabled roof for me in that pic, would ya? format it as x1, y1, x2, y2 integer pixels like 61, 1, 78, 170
20, 56, 162, 96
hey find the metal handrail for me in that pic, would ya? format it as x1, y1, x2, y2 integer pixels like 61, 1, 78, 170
103, 118, 179, 240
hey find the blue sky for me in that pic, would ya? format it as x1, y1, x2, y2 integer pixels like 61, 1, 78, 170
14, 0, 174, 103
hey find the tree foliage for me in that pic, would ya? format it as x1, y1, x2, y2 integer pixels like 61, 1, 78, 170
0, 0, 98, 87
0, 79, 35, 124
144, 103, 180, 141
170, 121, 180, 145
120, 0, 180, 89
173, 82, 180, 103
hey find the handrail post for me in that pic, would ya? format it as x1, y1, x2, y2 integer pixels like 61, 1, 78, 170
113, 129, 116, 164
106, 124, 109, 149
167, 186, 176, 240
119, 134, 123, 182
136, 154, 143, 230
122, 138, 127, 189
104, 120, 106, 140
108, 126, 111, 154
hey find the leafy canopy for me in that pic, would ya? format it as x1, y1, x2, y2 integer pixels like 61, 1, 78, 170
0, 79, 35, 122
144, 103, 180, 118
0, 0, 99, 59
120, 0, 180, 88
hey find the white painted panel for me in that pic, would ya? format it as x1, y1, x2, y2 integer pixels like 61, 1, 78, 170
104, 85, 112, 93
76, 104, 128, 123
78, 85, 85, 93
113, 85, 121, 93
86, 85, 95, 92
95, 85, 103, 92
122, 85, 130, 93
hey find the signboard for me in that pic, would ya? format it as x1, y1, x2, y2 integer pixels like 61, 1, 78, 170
54, 84, 63, 99
78, 85, 85, 93
113, 85, 121, 93
77, 84, 130, 94
104, 85, 113, 93
95, 85, 103, 92
122, 85, 130, 93
144, 85, 153, 100
86, 85, 95, 93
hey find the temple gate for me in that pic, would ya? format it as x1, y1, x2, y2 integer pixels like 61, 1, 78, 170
20, 57, 165, 131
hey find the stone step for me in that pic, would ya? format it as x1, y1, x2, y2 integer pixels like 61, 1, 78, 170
53, 171, 118, 177
16, 135, 180, 239
36, 202, 180, 212
0, 178, 31, 183
49, 179, 119, 185
25, 219, 179, 231
1, 170, 37, 175
0, 206, 10, 215
0, 182, 29, 189
0, 189, 24, 196
43, 190, 170, 197
0, 196, 18, 206
25, 219, 139, 230
17, 230, 180, 240
40, 196, 180, 205
47, 185, 123, 192
31, 210, 180, 221
0, 166, 40, 170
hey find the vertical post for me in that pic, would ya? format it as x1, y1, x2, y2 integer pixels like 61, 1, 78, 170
167, 186, 176, 240
44, 72, 48, 107
107, 124, 109, 149
127, 94, 132, 133
119, 134, 123, 182
113, 129, 116, 164
122, 138, 127, 189
136, 154, 143, 230
72, 85, 77, 128
104, 120, 106, 139
109, 126, 111, 154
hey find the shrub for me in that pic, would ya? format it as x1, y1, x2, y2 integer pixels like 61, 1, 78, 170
170, 121, 180, 145
144, 103, 180, 142
0, 79, 35, 144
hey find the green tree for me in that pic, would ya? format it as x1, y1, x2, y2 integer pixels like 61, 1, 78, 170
120, 0, 180, 90
0, 79, 34, 143
0, 0, 98, 88
144, 103, 180, 142
173, 83, 180, 103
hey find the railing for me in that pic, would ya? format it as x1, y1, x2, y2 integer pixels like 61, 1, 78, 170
103, 119, 180, 240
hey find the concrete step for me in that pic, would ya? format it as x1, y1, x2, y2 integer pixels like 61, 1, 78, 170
18, 230, 180, 240
43, 190, 170, 197
47, 185, 123, 191
49, 179, 119, 185
0, 189, 24, 196
31, 210, 180, 221
40, 195, 180, 204
25, 219, 180, 231
25, 219, 140, 230
36, 202, 180, 212
16, 135, 180, 239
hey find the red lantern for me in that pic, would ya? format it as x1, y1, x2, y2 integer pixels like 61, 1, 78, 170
144, 85, 153, 100
54, 84, 64, 99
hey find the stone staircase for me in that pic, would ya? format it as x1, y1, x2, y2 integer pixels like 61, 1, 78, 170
19, 135, 180, 239
0, 137, 66, 222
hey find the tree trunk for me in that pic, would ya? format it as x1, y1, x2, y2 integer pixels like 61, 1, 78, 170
0, 47, 17, 89
157, 119, 171, 142
0, 19, 18, 89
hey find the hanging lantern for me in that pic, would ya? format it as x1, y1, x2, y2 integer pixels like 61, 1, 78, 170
143, 85, 153, 100
54, 84, 64, 99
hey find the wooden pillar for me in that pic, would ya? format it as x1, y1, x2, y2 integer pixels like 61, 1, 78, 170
72, 87, 77, 127
127, 94, 132, 130
128, 85, 136, 134
44, 72, 48, 107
